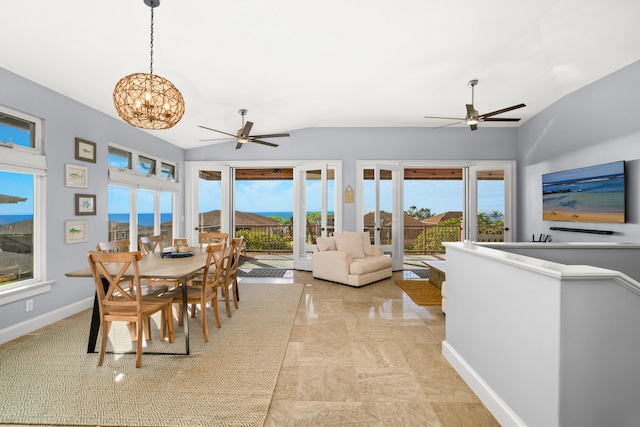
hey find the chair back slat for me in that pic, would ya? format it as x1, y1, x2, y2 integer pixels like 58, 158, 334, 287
200, 242, 225, 296
96, 240, 130, 253
199, 232, 229, 248
139, 235, 164, 255
88, 251, 143, 308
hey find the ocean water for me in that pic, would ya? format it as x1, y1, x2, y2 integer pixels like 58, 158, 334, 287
0, 214, 33, 225
109, 213, 173, 226
542, 175, 624, 212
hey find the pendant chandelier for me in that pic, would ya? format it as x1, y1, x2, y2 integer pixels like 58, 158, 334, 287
113, 0, 184, 130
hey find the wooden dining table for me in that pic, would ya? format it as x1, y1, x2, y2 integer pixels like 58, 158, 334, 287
66, 247, 223, 355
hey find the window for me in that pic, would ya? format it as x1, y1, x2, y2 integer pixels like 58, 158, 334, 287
160, 162, 175, 180
108, 143, 175, 182
107, 144, 178, 250
108, 146, 132, 169
0, 112, 36, 149
0, 106, 49, 301
138, 156, 156, 175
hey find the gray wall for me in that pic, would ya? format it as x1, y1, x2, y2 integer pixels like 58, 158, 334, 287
3, 57, 640, 337
0, 68, 185, 331
516, 59, 640, 242
187, 127, 518, 231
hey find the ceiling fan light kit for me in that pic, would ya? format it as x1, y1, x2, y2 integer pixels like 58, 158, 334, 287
113, 0, 185, 130
424, 79, 525, 131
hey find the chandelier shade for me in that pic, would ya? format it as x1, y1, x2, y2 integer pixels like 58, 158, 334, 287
112, 0, 184, 130
113, 72, 185, 130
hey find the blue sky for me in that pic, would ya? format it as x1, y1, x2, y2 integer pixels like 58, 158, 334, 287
199, 178, 503, 215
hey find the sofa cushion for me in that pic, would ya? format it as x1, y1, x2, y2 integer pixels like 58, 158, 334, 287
349, 256, 392, 275
316, 236, 337, 252
333, 232, 365, 258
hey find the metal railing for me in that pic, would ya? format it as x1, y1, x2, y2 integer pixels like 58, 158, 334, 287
197, 223, 504, 255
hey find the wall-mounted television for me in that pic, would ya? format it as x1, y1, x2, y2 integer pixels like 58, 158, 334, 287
542, 161, 625, 223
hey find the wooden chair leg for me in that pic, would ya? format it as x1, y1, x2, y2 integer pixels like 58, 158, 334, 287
232, 279, 239, 309
213, 294, 221, 329
97, 320, 109, 366
166, 305, 175, 343
135, 321, 143, 368
201, 302, 209, 342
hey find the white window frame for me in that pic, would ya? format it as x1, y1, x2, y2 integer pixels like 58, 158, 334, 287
107, 143, 179, 251
0, 105, 52, 306
108, 142, 177, 185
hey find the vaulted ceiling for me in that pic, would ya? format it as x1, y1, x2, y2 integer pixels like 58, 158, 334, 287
3, 1, 639, 149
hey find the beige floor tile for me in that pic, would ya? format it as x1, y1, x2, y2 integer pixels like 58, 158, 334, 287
361, 401, 443, 427
431, 402, 501, 426
356, 367, 426, 402
292, 401, 369, 427
273, 365, 300, 400
296, 365, 361, 401
351, 341, 410, 368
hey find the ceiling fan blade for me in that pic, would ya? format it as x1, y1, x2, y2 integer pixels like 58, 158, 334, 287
433, 121, 464, 129
235, 141, 244, 150
240, 121, 253, 138
250, 133, 290, 139
482, 117, 521, 122
198, 137, 235, 142
479, 103, 526, 119
198, 125, 237, 138
470, 123, 478, 131
424, 115, 465, 121
249, 138, 279, 148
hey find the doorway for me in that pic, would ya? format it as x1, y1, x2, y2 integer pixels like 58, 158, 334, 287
185, 161, 342, 273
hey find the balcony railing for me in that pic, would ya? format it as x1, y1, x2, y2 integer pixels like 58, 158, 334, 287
198, 223, 504, 255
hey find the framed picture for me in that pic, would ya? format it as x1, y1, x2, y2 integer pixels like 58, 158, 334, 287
75, 194, 96, 215
65, 220, 88, 244
75, 138, 96, 163
65, 164, 88, 188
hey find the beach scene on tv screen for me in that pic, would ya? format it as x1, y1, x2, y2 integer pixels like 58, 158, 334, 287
542, 161, 625, 223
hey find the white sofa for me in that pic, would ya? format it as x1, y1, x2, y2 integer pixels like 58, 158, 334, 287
312, 231, 393, 287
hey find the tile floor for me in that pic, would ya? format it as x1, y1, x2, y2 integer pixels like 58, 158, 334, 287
263, 270, 500, 426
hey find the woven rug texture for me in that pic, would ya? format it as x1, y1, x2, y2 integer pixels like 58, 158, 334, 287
0, 283, 304, 427
395, 280, 442, 306
237, 268, 289, 278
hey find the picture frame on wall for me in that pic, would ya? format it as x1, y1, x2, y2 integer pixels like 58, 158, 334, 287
75, 138, 96, 163
75, 194, 96, 216
65, 220, 88, 244
65, 164, 88, 188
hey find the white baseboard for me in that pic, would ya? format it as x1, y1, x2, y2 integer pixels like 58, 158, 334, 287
0, 297, 93, 345
442, 340, 528, 427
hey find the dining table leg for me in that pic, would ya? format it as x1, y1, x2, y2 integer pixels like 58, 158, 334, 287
181, 276, 190, 354
86, 277, 109, 353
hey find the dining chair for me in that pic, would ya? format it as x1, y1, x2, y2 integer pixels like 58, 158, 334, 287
97, 237, 170, 338
163, 242, 225, 341
218, 236, 244, 318
139, 235, 164, 255
96, 239, 130, 253
87, 250, 175, 368
199, 232, 229, 248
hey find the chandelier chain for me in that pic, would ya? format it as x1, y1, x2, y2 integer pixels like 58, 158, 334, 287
149, 6, 154, 76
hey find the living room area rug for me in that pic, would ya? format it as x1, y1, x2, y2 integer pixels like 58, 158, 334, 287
395, 279, 442, 306
0, 282, 304, 427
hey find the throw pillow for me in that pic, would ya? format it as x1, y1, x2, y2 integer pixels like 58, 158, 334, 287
316, 236, 337, 252
360, 231, 373, 256
334, 232, 365, 258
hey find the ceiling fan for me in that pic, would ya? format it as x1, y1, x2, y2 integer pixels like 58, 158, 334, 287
424, 80, 526, 131
198, 109, 290, 149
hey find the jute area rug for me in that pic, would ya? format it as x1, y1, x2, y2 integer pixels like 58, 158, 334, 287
0, 283, 303, 427
395, 280, 442, 306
